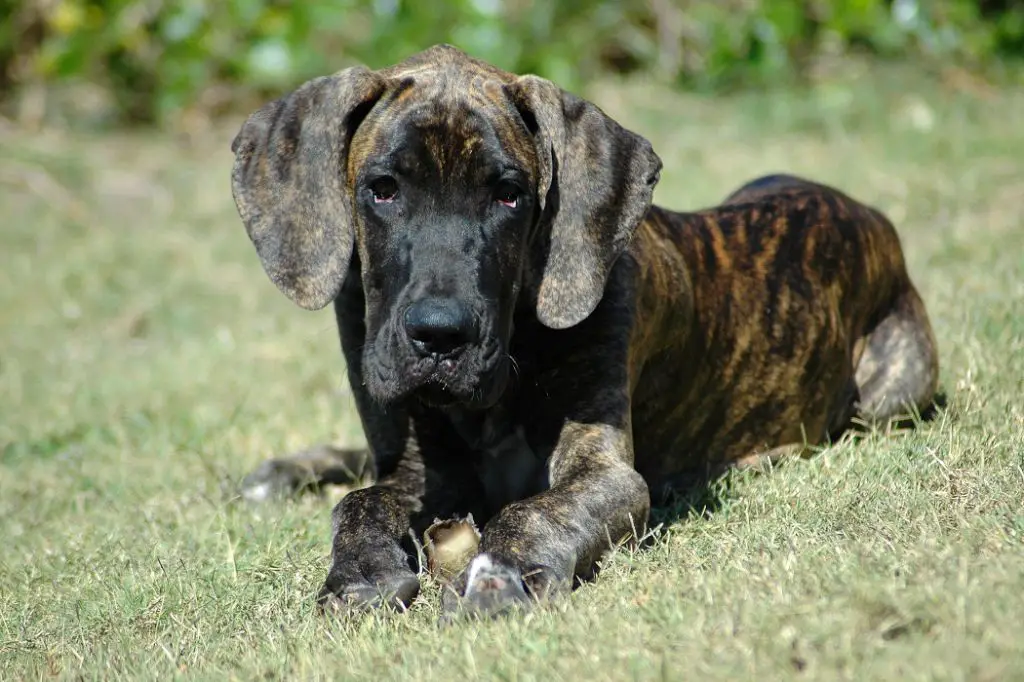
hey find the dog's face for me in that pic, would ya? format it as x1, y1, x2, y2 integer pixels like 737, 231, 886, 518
346, 92, 540, 407
231, 45, 661, 408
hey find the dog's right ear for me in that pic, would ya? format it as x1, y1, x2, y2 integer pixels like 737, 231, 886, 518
508, 75, 661, 330
231, 67, 386, 310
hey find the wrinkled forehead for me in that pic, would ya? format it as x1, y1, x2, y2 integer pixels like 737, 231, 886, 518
349, 74, 537, 181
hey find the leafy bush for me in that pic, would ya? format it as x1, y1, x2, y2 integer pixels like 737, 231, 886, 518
1, 0, 1021, 125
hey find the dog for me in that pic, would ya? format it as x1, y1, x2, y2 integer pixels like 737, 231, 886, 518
229, 44, 939, 616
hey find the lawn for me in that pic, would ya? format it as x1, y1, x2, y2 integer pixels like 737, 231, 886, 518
1, 66, 1022, 681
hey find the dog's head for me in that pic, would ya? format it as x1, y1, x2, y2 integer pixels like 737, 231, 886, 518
231, 45, 661, 408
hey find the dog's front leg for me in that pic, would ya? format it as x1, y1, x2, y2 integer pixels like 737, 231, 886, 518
317, 477, 422, 613
444, 420, 650, 616
317, 409, 484, 613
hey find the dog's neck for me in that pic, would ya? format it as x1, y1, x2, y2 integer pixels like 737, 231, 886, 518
436, 394, 517, 450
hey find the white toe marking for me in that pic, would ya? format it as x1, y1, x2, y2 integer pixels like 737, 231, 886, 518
464, 553, 495, 590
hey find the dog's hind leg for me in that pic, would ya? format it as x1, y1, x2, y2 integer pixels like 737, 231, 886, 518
239, 445, 373, 502
853, 286, 939, 427
730, 443, 809, 474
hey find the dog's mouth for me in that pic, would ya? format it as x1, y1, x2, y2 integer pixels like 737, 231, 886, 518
408, 355, 468, 407
405, 350, 509, 409
363, 314, 512, 409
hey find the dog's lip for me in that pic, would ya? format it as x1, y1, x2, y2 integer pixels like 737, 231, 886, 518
406, 354, 459, 379
402, 355, 467, 402
418, 359, 469, 394
406, 351, 509, 408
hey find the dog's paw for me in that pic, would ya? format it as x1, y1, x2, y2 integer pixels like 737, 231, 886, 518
240, 458, 317, 502
239, 446, 369, 502
317, 572, 420, 615
440, 553, 544, 620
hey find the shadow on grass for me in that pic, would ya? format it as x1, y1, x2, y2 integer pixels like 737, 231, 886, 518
647, 390, 949, 531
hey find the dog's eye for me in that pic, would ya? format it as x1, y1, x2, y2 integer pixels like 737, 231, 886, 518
494, 184, 519, 209
370, 177, 398, 204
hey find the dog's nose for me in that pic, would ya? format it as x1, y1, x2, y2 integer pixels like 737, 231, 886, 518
404, 297, 477, 356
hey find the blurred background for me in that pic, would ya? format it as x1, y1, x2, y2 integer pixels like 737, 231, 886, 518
1, 0, 1022, 129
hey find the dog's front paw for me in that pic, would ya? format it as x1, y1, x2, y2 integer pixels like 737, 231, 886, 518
317, 538, 420, 615
317, 572, 420, 614
440, 553, 566, 620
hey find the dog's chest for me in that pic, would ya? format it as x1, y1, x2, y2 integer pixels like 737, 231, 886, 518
448, 408, 549, 512
478, 426, 549, 511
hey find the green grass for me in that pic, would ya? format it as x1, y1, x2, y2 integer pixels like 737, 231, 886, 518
2, 67, 1023, 681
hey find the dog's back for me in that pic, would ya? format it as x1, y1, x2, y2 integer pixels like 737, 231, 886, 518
625, 177, 937, 493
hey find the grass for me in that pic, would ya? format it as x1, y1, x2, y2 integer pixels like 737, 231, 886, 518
2, 65, 1023, 681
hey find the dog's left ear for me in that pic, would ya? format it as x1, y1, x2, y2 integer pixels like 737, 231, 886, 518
230, 68, 386, 311
509, 76, 662, 329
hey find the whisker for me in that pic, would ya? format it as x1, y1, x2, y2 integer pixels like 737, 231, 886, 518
506, 353, 521, 379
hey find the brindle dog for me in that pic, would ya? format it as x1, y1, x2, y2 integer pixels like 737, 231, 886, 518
230, 45, 939, 616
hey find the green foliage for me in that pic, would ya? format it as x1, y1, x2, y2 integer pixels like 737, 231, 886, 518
1, 0, 1022, 124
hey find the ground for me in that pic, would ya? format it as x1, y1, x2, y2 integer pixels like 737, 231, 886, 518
1, 66, 1022, 681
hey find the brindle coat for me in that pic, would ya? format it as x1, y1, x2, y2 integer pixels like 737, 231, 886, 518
230, 45, 939, 616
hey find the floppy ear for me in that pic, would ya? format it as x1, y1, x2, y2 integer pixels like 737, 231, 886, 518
510, 76, 662, 329
230, 67, 386, 310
